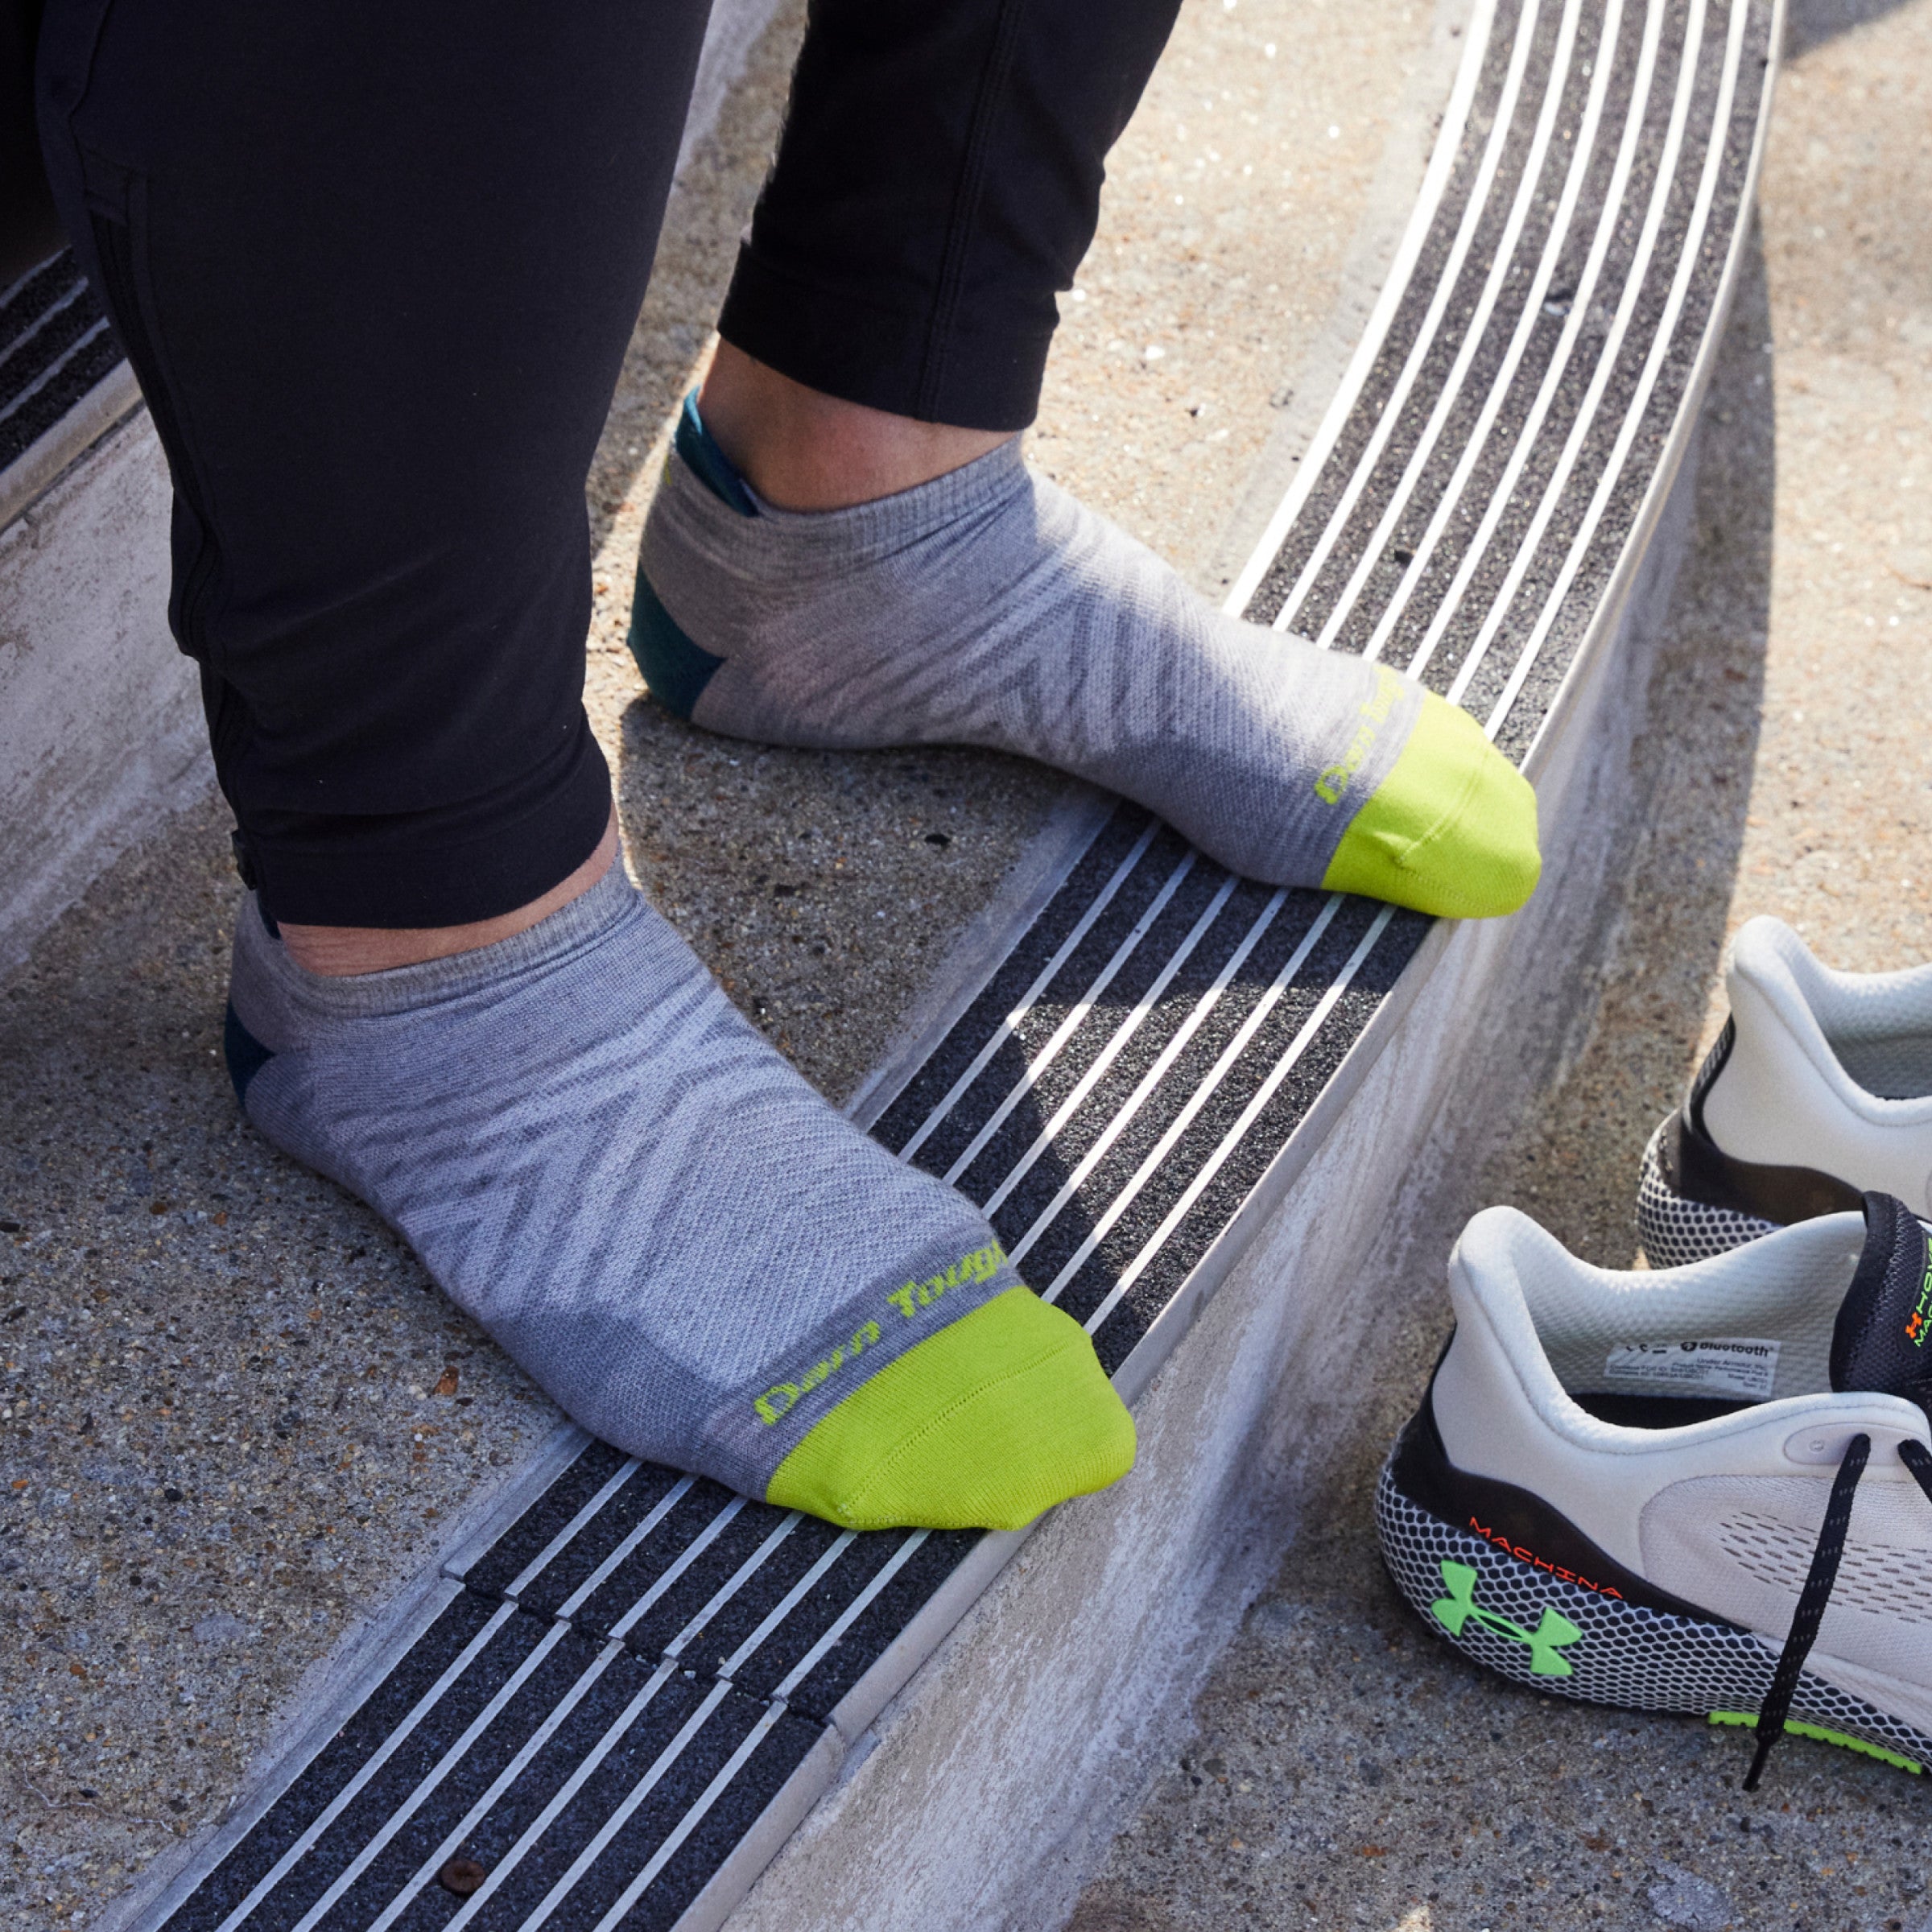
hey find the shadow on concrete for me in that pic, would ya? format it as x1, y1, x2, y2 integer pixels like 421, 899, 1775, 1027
1476, 221, 1777, 1268
1785, 0, 1920, 56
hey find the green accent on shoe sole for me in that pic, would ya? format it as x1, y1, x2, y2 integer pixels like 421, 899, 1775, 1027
766, 1285, 1136, 1532
1322, 691, 1541, 920
1707, 1711, 1922, 1774
627, 563, 724, 720
1430, 1558, 1580, 1676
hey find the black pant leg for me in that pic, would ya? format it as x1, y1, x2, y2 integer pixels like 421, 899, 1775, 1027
717, 0, 1183, 432
36, 0, 712, 927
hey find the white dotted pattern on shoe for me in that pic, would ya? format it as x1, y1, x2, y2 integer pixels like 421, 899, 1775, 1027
1376, 1461, 1932, 1766
1635, 1116, 1779, 1268
1717, 1511, 1932, 1626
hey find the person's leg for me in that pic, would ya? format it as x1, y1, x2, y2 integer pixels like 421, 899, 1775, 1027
637, 0, 1542, 922
719, 0, 1186, 434
698, 342, 1008, 514
37, 0, 666, 933
35, 0, 1133, 1525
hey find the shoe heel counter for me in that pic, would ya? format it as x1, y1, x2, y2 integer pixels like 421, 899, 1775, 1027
1686, 1015, 1736, 1140
1385, 1386, 1713, 1622
1430, 1300, 1520, 1474
1704, 961, 1847, 1170
1434, 1228, 1580, 1486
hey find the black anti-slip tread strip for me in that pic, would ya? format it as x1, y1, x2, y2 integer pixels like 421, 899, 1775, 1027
456, 1443, 648, 1601
868, 811, 1175, 1154
143, 0, 1777, 1919
0, 252, 85, 343
716, 1530, 983, 1719
161, 1596, 830, 1932
0, 247, 125, 473
513, 1479, 741, 1628
945, 871, 1310, 1206
164, 1592, 520, 1928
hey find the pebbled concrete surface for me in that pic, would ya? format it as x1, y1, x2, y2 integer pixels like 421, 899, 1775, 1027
1070, 0, 1932, 1926
0, 805, 548, 1921
0, 0, 1435, 1922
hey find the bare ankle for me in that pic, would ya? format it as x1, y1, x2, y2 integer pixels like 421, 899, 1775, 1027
698, 341, 1009, 512
279, 811, 620, 976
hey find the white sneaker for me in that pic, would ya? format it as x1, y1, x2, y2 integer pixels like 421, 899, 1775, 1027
1377, 1193, 1932, 1785
1638, 916, 1932, 1266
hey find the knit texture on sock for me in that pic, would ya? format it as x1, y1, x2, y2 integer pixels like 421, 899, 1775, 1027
226, 866, 1131, 1524
638, 414, 1420, 889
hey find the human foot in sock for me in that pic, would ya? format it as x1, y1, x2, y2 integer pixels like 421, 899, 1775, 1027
633, 390, 1540, 921
225, 865, 1134, 1530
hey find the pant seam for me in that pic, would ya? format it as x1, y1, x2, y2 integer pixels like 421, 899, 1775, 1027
914, 0, 1030, 423
44, 0, 122, 134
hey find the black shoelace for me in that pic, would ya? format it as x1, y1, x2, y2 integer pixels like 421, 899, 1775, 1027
1744, 1432, 1932, 1791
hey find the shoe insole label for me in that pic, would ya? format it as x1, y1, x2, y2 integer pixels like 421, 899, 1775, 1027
1602, 1337, 1780, 1398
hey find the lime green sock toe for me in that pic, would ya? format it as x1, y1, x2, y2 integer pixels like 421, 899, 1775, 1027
1321, 691, 1541, 919
766, 1286, 1136, 1531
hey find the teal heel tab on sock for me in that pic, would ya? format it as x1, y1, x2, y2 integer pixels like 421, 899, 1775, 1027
223, 1001, 274, 1108
628, 562, 724, 720
631, 392, 745, 717
675, 390, 758, 518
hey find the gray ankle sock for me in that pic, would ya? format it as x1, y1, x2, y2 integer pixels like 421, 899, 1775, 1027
634, 395, 1422, 888
224, 865, 1132, 1525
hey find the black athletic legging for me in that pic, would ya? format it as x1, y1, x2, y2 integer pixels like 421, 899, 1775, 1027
33, 0, 1183, 928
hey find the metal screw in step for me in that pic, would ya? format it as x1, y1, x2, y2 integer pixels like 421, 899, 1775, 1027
438, 1858, 487, 1897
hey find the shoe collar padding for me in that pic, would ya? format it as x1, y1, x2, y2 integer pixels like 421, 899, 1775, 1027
1432, 1205, 1930, 1576
1722, 916, 1932, 1121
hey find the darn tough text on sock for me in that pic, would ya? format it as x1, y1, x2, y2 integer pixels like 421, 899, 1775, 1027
753, 1241, 1009, 1426
1314, 663, 1402, 806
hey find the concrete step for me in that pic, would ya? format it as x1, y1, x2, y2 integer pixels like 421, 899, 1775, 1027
0, 249, 128, 502
0, 249, 194, 977
99, 0, 1782, 1922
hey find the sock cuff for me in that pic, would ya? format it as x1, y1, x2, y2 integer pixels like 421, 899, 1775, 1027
236, 860, 643, 1031
675, 414, 1031, 555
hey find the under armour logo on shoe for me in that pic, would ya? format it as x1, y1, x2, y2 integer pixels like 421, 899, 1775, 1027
1430, 1559, 1582, 1677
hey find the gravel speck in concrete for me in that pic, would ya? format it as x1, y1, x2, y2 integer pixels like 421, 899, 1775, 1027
1649, 1861, 1739, 1930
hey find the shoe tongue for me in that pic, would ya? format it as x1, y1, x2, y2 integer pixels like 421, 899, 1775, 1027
1829, 1193, 1932, 1409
